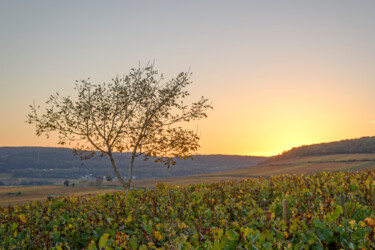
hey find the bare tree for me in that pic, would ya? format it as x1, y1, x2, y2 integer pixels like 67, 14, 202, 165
27, 64, 212, 189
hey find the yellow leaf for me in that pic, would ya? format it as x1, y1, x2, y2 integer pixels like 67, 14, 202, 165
154, 231, 162, 241
365, 180, 370, 188
271, 212, 275, 219
283, 231, 288, 238
177, 222, 187, 229
365, 217, 375, 226
18, 214, 27, 224
221, 219, 226, 226
211, 227, 220, 234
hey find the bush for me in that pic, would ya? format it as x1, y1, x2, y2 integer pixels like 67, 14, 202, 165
19, 180, 52, 186
6, 192, 22, 196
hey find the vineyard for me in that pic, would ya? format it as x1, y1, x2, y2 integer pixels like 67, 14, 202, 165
1, 170, 375, 249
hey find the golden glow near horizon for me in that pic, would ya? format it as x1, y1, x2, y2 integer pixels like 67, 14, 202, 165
3, 77, 375, 156
193, 73, 375, 156
1, 1, 375, 156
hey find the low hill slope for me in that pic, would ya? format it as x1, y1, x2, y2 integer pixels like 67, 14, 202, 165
126, 153, 375, 188
0, 147, 266, 181
3, 154, 375, 206
264, 136, 375, 164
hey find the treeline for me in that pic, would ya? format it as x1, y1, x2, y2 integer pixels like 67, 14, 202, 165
12, 168, 89, 179
18, 180, 53, 186
0, 147, 266, 179
264, 136, 375, 163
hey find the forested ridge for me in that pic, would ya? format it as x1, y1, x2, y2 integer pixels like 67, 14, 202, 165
264, 136, 375, 163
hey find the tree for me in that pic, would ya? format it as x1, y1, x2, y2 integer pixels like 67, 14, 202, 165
64, 180, 69, 186
105, 174, 113, 181
27, 64, 212, 189
96, 176, 103, 186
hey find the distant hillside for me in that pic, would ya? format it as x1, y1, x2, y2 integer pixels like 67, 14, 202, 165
264, 136, 375, 163
0, 147, 266, 180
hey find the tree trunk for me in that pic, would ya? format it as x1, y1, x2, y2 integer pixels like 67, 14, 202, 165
126, 154, 136, 188
108, 152, 128, 190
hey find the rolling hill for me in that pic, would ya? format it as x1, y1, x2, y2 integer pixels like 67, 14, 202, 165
0, 147, 266, 183
119, 137, 375, 188
2, 137, 375, 205
264, 136, 375, 163
125, 153, 375, 189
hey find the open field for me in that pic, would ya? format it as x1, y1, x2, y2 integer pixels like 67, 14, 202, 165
210, 153, 375, 176
0, 173, 11, 181
2, 154, 375, 206
0, 185, 120, 207
122, 153, 375, 188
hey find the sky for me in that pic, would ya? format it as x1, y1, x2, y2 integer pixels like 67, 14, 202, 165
1, 1, 375, 156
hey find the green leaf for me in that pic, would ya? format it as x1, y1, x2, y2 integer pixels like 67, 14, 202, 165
126, 214, 133, 223
99, 233, 110, 248
129, 237, 138, 249
106, 217, 112, 225
226, 230, 239, 241
11, 223, 18, 231
314, 219, 326, 229
143, 223, 153, 234
323, 228, 333, 242
88, 240, 97, 250
349, 242, 355, 249
334, 205, 343, 218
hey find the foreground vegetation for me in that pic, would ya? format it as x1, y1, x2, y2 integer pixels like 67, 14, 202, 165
1, 170, 375, 249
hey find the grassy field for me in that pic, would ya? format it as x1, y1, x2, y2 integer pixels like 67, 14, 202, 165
111, 153, 375, 188
0, 173, 11, 181
0, 185, 120, 207
2, 153, 375, 206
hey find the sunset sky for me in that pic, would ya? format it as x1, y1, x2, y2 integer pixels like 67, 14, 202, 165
1, 1, 375, 156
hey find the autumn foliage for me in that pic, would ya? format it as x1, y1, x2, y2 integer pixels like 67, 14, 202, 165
2, 170, 375, 248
